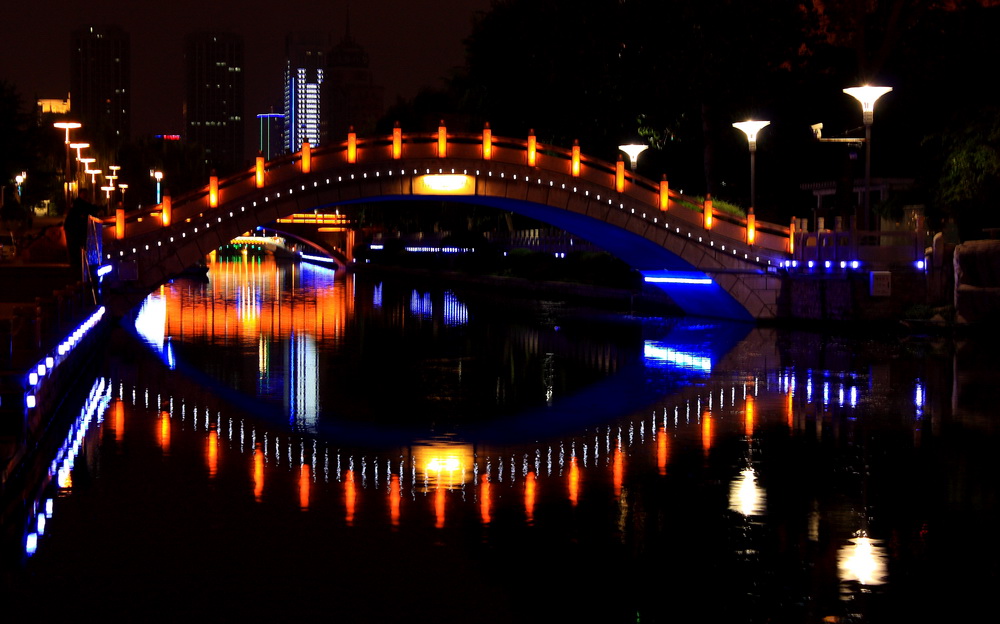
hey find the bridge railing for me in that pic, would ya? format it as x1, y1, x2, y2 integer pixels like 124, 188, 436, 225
103, 128, 792, 259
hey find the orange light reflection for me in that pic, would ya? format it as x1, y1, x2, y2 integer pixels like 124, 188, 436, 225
344, 470, 356, 526
390, 474, 401, 527
299, 463, 310, 510
253, 445, 264, 502
158, 410, 170, 454
207, 429, 218, 477
657, 426, 670, 476
525, 472, 536, 525
480, 475, 492, 525
569, 457, 580, 507
613, 445, 624, 497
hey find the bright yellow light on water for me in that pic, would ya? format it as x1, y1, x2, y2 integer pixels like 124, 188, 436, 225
413, 441, 474, 490
729, 468, 765, 516
839, 534, 888, 586
426, 457, 460, 471
414, 174, 475, 195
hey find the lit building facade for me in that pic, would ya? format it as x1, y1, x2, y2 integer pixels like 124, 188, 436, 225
284, 33, 328, 153
71, 25, 130, 145
184, 32, 245, 175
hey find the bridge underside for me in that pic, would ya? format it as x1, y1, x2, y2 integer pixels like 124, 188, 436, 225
346, 194, 759, 321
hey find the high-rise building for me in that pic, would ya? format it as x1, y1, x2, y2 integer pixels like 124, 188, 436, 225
70, 25, 130, 145
322, 25, 384, 141
184, 32, 245, 175
284, 33, 328, 153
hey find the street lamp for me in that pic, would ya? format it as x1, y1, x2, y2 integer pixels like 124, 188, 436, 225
78, 158, 96, 191
53, 121, 82, 209
118, 183, 129, 210
15, 172, 26, 199
843, 85, 892, 231
618, 143, 648, 172
151, 170, 163, 204
732, 120, 770, 213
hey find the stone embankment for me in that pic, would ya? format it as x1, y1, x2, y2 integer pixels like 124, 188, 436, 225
954, 239, 1000, 325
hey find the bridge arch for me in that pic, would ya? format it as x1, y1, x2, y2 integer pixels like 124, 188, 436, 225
100, 129, 790, 320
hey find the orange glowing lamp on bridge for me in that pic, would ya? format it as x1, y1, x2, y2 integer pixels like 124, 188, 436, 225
482, 123, 492, 160
571, 140, 581, 177
392, 122, 402, 159
527, 130, 537, 167
209, 173, 219, 208
437, 121, 447, 158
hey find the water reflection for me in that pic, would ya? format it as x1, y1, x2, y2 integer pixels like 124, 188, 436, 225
5, 260, 999, 622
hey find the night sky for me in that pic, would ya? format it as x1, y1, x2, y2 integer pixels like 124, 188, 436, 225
0, 0, 490, 136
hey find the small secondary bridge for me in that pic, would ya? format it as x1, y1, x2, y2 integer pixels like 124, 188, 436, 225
99, 125, 793, 320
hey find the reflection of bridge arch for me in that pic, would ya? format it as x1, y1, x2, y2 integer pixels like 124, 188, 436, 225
100, 129, 790, 320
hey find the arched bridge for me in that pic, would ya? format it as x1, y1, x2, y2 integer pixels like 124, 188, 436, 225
99, 126, 792, 320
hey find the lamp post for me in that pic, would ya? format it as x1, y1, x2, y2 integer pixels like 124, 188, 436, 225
118, 183, 129, 210
618, 143, 648, 172
15, 172, 25, 199
53, 122, 82, 209
732, 120, 770, 213
151, 170, 163, 204
843, 85, 892, 231
78, 158, 96, 191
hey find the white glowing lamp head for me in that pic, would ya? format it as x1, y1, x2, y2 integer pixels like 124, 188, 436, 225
618, 143, 649, 166
844, 85, 892, 123
733, 120, 770, 150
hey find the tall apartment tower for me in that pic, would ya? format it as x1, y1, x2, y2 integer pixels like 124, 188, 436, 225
184, 32, 246, 175
322, 25, 384, 141
70, 25, 131, 145
284, 33, 328, 153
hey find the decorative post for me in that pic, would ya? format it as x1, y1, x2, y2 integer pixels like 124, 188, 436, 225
115, 206, 125, 240
789, 216, 796, 255
527, 129, 536, 167
209, 171, 219, 208
437, 120, 447, 158
302, 140, 312, 172
615, 156, 625, 193
255, 155, 265, 188
482, 122, 492, 160
659, 175, 669, 211
347, 129, 356, 164
392, 121, 402, 159
162, 194, 172, 227
571, 140, 581, 177
746, 207, 756, 245
704, 194, 713, 230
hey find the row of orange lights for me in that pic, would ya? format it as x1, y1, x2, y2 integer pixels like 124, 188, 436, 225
160, 125, 769, 250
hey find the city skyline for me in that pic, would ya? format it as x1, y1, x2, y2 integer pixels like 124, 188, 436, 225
0, 0, 489, 137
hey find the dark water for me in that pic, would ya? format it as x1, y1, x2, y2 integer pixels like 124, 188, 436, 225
3, 257, 998, 623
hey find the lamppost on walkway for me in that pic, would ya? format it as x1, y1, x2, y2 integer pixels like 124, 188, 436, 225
843, 85, 892, 232
732, 120, 770, 213
618, 143, 648, 172
53, 121, 82, 210
152, 170, 163, 204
